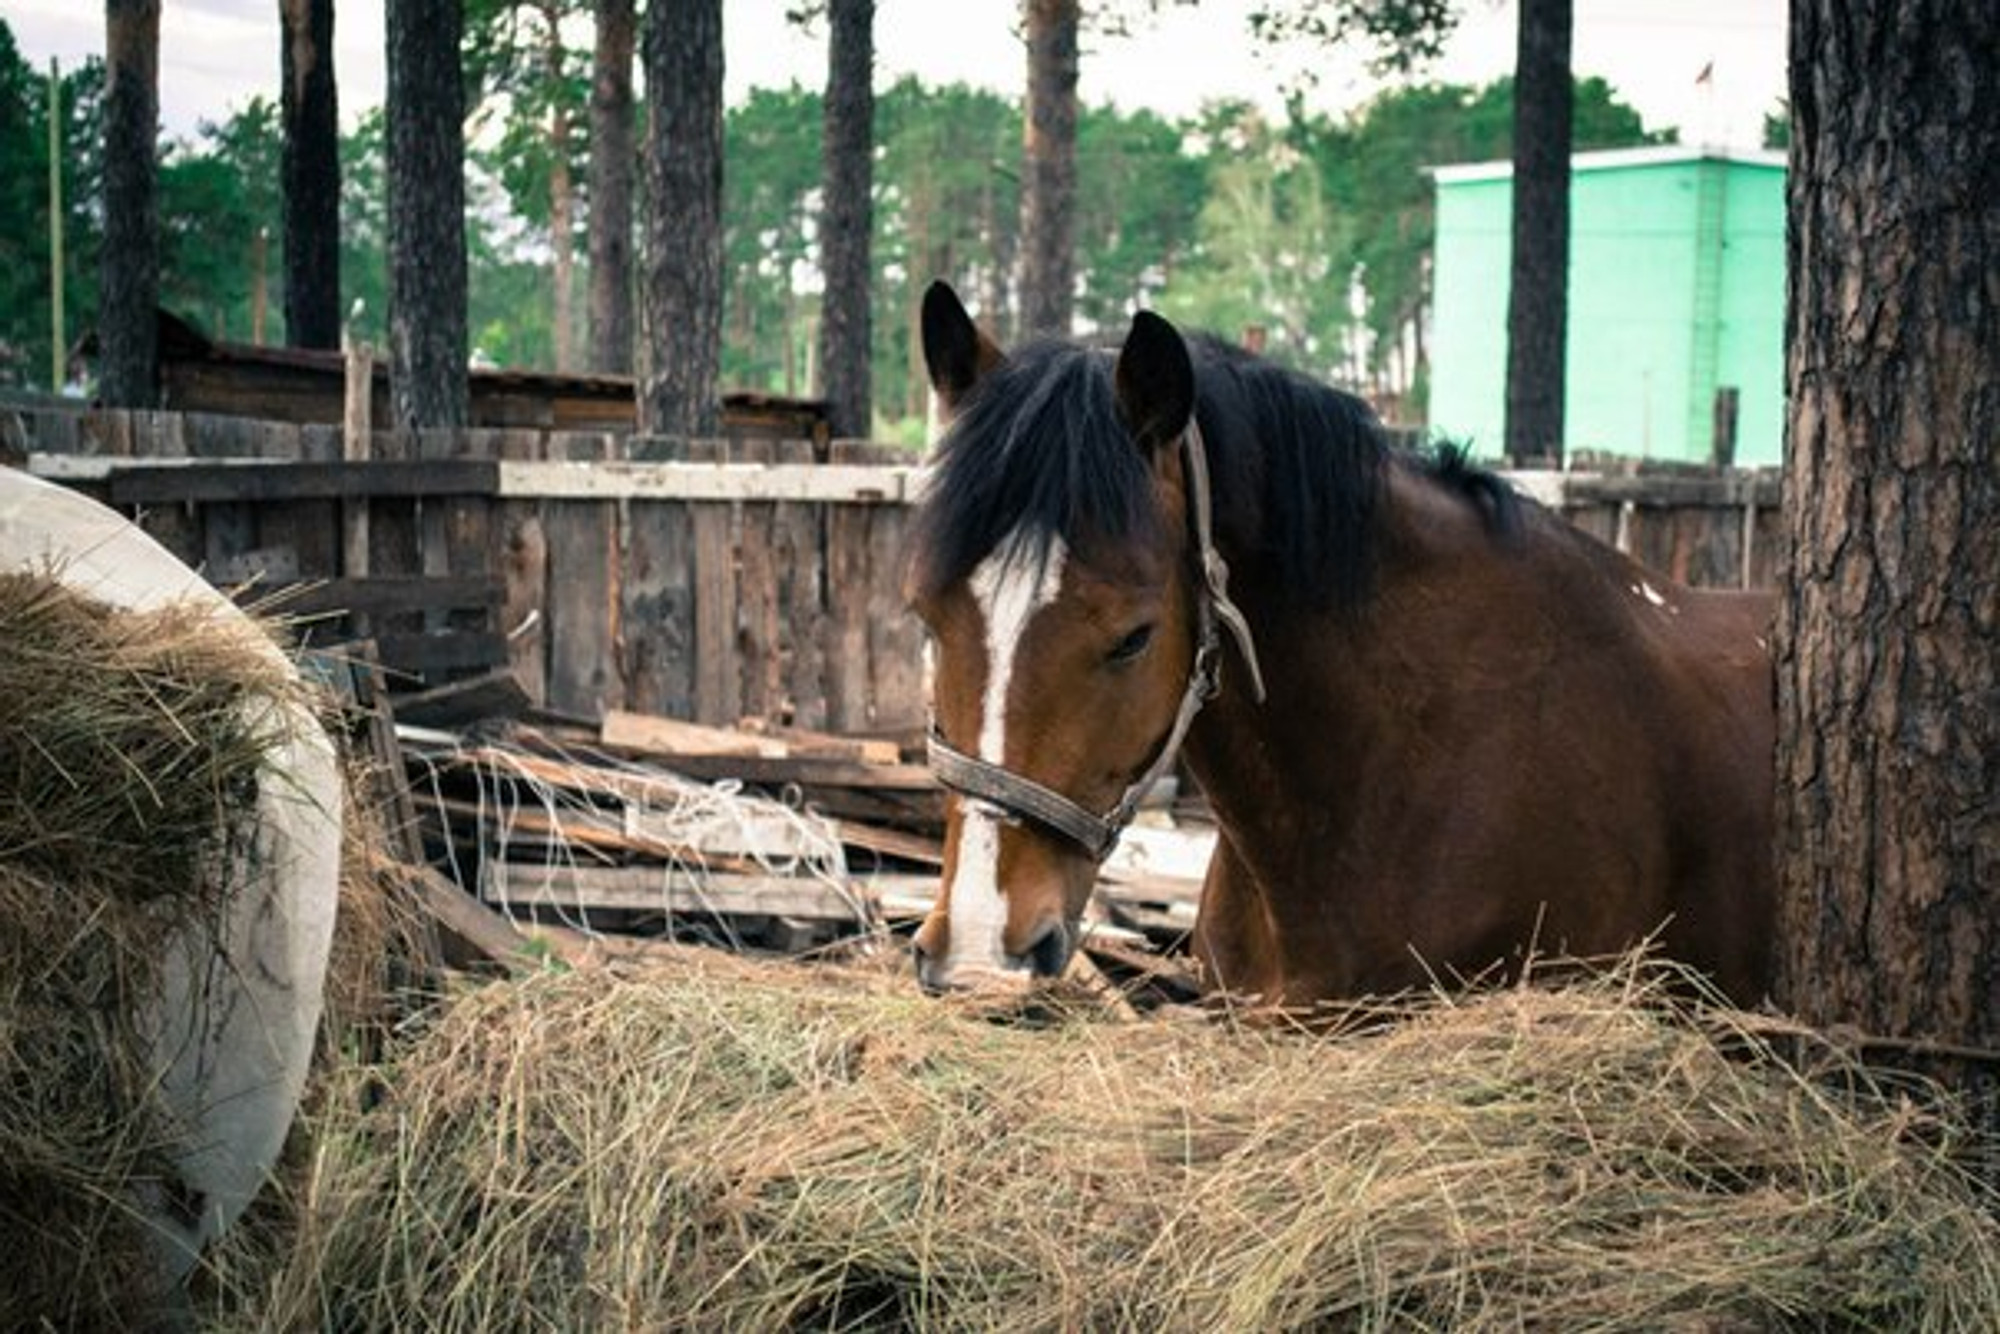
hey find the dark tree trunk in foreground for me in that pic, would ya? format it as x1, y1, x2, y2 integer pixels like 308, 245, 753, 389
280, 0, 341, 350
1503, 0, 1571, 465
818, 0, 875, 440
639, 0, 723, 438
386, 0, 469, 427
1775, 0, 2000, 1107
100, 0, 159, 407
1016, 0, 1078, 337
587, 0, 636, 374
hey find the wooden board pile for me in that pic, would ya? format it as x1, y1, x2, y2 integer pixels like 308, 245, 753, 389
397, 702, 1210, 974
399, 708, 940, 956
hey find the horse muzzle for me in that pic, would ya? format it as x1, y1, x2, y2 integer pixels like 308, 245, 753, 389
912, 917, 1077, 995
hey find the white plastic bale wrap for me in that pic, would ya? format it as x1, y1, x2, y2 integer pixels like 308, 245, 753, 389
0, 469, 342, 1279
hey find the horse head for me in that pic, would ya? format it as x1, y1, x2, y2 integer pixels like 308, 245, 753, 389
905, 281, 1211, 994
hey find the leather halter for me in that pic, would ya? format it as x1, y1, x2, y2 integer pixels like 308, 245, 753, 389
926, 418, 1266, 861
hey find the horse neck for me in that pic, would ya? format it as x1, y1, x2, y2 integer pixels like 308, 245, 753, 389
1180, 463, 1540, 849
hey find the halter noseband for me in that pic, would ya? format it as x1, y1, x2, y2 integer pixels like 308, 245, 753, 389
925, 418, 1266, 862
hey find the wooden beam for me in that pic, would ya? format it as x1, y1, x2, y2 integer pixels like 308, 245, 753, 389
373, 629, 510, 677
600, 708, 792, 758
478, 860, 933, 922
617, 750, 939, 792
421, 792, 834, 867
391, 859, 531, 971
497, 459, 922, 504
247, 573, 504, 618
601, 708, 904, 766
95, 458, 499, 504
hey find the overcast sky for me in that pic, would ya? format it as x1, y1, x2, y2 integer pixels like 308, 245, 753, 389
5, 0, 1787, 155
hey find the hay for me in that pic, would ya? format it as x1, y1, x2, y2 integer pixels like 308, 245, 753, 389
229, 951, 2000, 1332
0, 571, 308, 1326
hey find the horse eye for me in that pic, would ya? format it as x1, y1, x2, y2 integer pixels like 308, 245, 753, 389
1108, 624, 1155, 664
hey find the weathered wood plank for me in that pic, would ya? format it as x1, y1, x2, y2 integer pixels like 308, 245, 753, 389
734, 439, 780, 724
490, 428, 549, 706
479, 860, 919, 923
619, 436, 696, 719
824, 440, 878, 733
774, 438, 829, 729
245, 574, 504, 619
97, 458, 499, 504
541, 432, 622, 720
390, 667, 531, 728
373, 629, 510, 678
688, 439, 738, 725
498, 458, 918, 502
865, 500, 925, 733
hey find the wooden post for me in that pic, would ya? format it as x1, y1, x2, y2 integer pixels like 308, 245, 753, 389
342, 319, 373, 632
1710, 385, 1740, 467
47, 59, 65, 394
1740, 499, 1758, 590
250, 226, 268, 344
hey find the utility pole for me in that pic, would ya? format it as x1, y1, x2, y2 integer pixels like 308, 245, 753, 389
48, 58, 65, 393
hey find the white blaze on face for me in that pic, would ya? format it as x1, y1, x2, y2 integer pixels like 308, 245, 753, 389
942, 534, 1069, 976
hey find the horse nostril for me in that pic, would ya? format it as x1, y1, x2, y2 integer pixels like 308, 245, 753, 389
1021, 920, 1075, 979
911, 937, 946, 996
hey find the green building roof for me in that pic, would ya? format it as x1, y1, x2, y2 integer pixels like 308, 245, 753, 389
1428, 145, 1785, 466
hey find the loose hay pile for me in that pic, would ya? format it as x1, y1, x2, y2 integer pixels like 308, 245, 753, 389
0, 570, 312, 1325
232, 952, 2000, 1331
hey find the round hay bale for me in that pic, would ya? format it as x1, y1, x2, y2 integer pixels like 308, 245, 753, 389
232, 950, 2000, 1331
0, 471, 342, 1325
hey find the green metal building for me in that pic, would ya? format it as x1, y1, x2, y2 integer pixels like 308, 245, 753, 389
1427, 146, 1786, 466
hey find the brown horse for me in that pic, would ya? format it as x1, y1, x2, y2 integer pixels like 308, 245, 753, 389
905, 282, 1775, 1008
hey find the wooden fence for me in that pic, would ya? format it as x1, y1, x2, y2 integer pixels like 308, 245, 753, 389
11, 405, 1781, 734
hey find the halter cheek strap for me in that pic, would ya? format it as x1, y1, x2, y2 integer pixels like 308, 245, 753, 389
926, 418, 1265, 862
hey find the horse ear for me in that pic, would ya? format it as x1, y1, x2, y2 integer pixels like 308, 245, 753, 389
1114, 310, 1194, 452
921, 281, 1005, 416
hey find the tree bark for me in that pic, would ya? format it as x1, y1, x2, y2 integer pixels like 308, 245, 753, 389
385, 0, 469, 427
280, 0, 341, 350
538, 0, 576, 371
818, 0, 875, 440
587, 0, 636, 374
1017, 0, 1078, 338
100, 0, 159, 407
1776, 0, 2000, 1104
1502, 0, 1571, 465
638, 0, 724, 439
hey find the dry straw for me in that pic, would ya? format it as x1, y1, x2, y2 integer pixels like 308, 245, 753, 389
0, 569, 313, 1327
225, 948, 1999, 1332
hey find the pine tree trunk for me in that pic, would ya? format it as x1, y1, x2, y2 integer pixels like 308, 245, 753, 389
1503, 0, 1571, 465
385, 0, 469, 427
638, 0, 724, 439
100, 0, 159, 408
540, 1, 575, 372
1775, 0, 2000, 1102
1016, 0, 1078, 338
587, 0, 636, 375
818, 0, 874, 441
280, 0, 341, 350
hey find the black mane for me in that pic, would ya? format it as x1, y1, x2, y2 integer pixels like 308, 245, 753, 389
910, 331, 1518, 611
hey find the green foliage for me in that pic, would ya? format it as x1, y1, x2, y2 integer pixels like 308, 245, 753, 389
868, 78, 1021, 417
157, 98, 284, 343
0, 23, 103, 392
1074, 103, 1205, 329
0, 11, 1672, 431
721, 83, 825, 394
463, 0, 590, 239
1157, 104, 1355, 370
1247, 0, 1460, 75
340, 109, 390, 346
